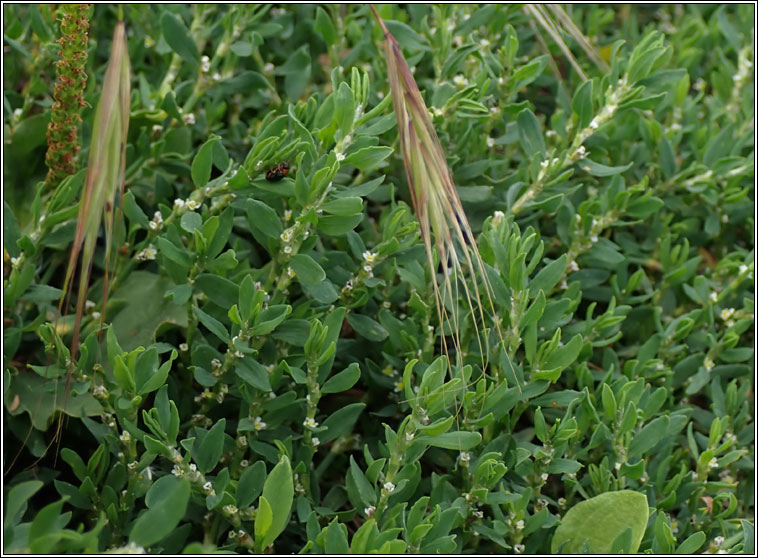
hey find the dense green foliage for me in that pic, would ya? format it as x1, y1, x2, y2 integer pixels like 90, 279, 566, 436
3, 4, 754, 554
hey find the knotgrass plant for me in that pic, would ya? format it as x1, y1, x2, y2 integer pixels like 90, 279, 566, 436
3, 4, 754, 555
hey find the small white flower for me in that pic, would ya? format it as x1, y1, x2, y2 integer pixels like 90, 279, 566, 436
708, 457, 718, 469
189, 463, 197, 472
721, 213, 729, 223
280, 229, 293, 242
286, 266, 296, 278
312, 436, 320, 447
143, 245, 157, 260
459, 452, 471, 466
479, 38, 490, 47
362, 251, 377, 264
240, 459, 249, 467
405, 431, 415, 442
186, 199, 200, 210
486, 136, 495, 148
144, 35, 156, 48
127, 461, 138, 470
201, 55, 211, 73
589, 117, 600, 130
264, 62, 275, 73
557, 497, 566, 507
453, 74, 468, 87
709, 292, 719, 302
283, 209, 293, 221
393, 380, 404, 392
223, 504, 238, 515
720, 308, 735, 321
303, 417, 319, 429
183, 112, 196, 125
120, 431, 131, 442
172, 465, 183, 477
364, 505, 376, 517
179, 343, 189, 352
515, 519, 525, 530
253, 417, 268, 431
238, 435, 247, 447
514, 543, 525, 553
173, 198, 185, 210
336, 152, 346, 162
568, 260, 579, 273
473, 510, 484, 519
283, 245, 292, 255
92, 311, 101, 320
383, 481, 396, 493
148, 221, 160, 231
541, 472, 549, 482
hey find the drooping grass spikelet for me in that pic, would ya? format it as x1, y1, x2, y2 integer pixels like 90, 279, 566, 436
55, 20, 131, 437
369, 7, 519, 391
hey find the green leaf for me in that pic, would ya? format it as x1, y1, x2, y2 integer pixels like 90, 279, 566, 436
674, 531, 706, 554
343, 146, 393, 171
194, 306, 230, 343
384, 20, 430, 52
551, 491, 649, 553
130, 475, 191, 547
318, 214, 363, 236
123, 190, 149, 229
572, 79, 594, 129
543, 334, 583, 372
215, 71, 270, 96
254, 496, 273, 543
157, 236, 193, 268
529, 255, 567, 296
347, 313, 388, 342
520, 290, 546, 328
627, 196, 664, 218
418, 431, 482, 450
324, 519, 350, 554
260, 455, 294, 549
195, 419, 226, 474
4, 480, 43, 529
195, 274, 239, 309
245, 199, 283, 240
348, 455, 377, 507
21, 284, 63, 303
237, 461, 266, 508
314, 7, 335, 45
517, 109, 545, 156
320, 403, 365, 444
290, 254, 326, 284
236, 357, 272, 392
578, 159, 633, 177
191, 136, 221, 188
180, 211, 202, 233
161, 12, 199, 64
251, 305, 292, 336
322, 363, 361, 394
322, 196, 363, 216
